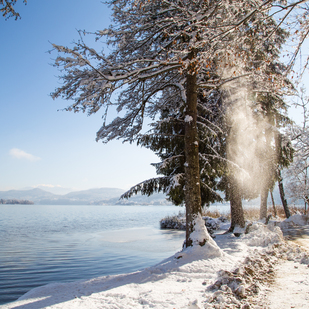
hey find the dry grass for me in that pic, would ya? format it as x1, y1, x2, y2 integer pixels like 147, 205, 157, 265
243, 207, 260, 221
202, 204, 307, 222
202, 209, 224, 219
243, 204, 307, 221
274, 204, 307, 218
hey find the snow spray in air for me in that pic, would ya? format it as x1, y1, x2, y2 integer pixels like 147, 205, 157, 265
220, 61, 277, 212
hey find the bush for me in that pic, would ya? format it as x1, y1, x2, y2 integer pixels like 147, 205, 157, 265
160, 213, 225, 238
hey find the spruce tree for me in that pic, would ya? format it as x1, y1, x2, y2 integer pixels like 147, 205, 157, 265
51, 0, 288, 247
123, 88, 226, 208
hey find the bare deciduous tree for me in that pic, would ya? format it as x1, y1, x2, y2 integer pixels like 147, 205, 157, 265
285, 87, 309, 213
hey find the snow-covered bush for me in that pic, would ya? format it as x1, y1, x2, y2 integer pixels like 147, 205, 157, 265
160, 214, 222, 238
217, 216, 228, 223
160, 215, 186, 230
203, 216, 220, 237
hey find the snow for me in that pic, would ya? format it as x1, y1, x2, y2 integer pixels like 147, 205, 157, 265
171, 174, 182, 187
279, 213, 309, 230
184, 115, 193, 123
243, 222, 284, 247
264, 260, 309, 308
188, 214, 222, 257
2, 215, 309, 309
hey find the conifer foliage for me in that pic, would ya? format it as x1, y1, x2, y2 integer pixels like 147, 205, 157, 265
52, 0, 288, 247
123, 88, 226, 208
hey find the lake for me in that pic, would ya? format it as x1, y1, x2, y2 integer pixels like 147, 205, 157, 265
0, 204, 230, 305
0, 204, 188, 305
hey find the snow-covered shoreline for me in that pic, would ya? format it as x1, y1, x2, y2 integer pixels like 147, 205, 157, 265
2, 215, 309, 309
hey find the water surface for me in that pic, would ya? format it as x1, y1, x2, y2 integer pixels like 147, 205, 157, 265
0, 205, 185, 305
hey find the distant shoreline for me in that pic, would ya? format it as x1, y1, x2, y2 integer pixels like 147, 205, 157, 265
0, 199, 34, 205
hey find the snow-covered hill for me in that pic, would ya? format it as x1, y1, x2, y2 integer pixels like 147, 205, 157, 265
0, 187, 172, 205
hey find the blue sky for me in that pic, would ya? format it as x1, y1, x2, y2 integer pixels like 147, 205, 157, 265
0, 0, 158, 192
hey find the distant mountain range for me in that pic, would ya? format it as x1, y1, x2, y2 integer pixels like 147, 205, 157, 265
0, 185, 299, 207
0, 187, 172, 206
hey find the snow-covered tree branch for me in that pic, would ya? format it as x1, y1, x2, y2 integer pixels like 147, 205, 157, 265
51, 0, 292, 247
285, 87, 309, 211
0, 0, 26, 20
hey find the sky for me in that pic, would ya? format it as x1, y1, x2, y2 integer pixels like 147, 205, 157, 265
0, 0, 158, 192
0, 1, 307, 194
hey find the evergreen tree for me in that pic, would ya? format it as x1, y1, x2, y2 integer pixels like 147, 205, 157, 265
51, 0, 288, 247
218, 10, 292, 227
255, 92, 293, 219
123, 88, 226, 208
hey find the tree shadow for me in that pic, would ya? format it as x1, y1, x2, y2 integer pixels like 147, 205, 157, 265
283, 225, 309, 251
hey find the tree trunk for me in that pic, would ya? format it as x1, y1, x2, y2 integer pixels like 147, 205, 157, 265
270, 191, 277, 217
275, 132, 290, 218
305, 196, 309, 215
260, 187, 268, 220
184, 50, 204, 247
278, 170, 290, 218
260, 112, 274, 220
227, 177, 245, 232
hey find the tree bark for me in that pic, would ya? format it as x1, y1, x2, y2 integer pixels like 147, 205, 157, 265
305, 196, 308, 215
227, 177, 245, 232
270, 191, 277, 217
260, 187, 268, 220
278, 170, 290, 218
184, 50, 203, 247
260, 111, 274, 220
275, 132, 290, 218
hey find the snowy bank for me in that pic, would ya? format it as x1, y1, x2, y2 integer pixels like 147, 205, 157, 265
279, 213, 309, 230
2, 218, 309, 309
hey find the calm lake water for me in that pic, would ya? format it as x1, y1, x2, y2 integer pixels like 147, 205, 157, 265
0, 204, 230, 305
0, 205, 189, 305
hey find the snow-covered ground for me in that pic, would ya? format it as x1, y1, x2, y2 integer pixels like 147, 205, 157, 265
1, 215, 309, 309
